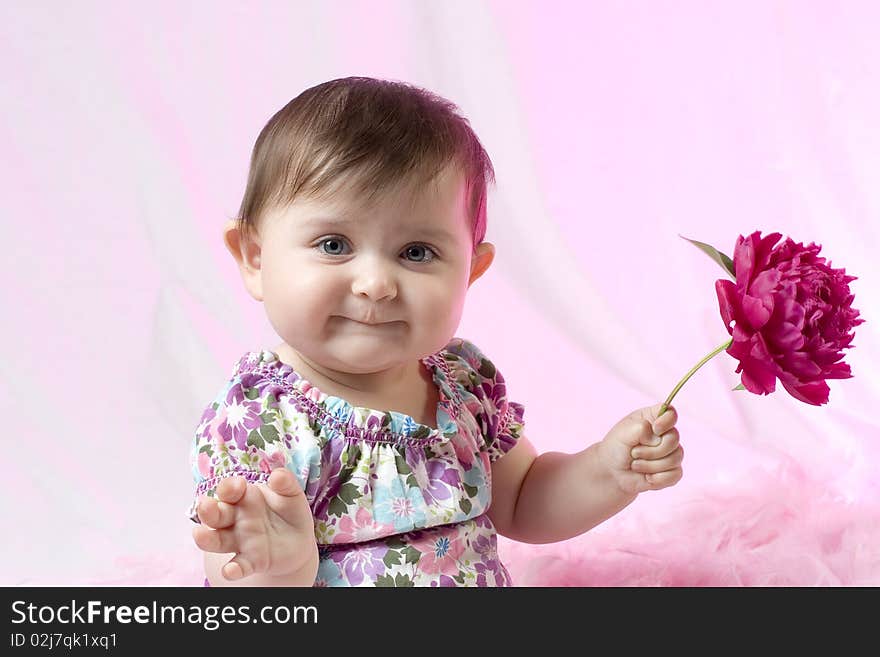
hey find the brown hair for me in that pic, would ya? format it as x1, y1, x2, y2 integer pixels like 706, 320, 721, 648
234, 76, 495, 254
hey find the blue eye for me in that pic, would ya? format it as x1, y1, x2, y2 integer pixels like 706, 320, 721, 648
317, 237, 348, 256
403, 244, 437, 263
316, 237, 437, 263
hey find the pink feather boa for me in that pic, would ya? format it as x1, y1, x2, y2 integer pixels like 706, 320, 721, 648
30, 459, 878, 587
499, 459, 880, 586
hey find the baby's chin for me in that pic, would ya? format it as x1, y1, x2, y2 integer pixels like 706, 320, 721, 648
322, 348, 413, 374
296, 338, 419, 373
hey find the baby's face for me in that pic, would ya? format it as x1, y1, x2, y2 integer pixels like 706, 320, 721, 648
247, 165, 492, 376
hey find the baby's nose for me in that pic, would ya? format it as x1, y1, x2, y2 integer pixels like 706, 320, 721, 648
351, 260, 397, 301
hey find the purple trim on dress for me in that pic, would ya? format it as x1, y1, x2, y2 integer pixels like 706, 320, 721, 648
277, 377, 446, 445
234, 351, 463, 445
192, 470, 270, 502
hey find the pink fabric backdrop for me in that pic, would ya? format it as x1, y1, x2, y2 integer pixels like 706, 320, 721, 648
1, 0, 877, 586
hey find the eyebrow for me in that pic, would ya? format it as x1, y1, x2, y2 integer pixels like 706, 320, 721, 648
304, 215, 457, 241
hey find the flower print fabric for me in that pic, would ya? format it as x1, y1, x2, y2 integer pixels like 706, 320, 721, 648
187, 337, 526, 587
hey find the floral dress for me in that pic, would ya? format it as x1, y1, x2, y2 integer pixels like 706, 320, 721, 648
187, 337, 526, 587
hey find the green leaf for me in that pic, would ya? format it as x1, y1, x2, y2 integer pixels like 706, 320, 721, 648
327, 497, 347, 517
732, 383, 746, 391
679, 234, 736, 280
244, 387, 260, 400
394, 574, 415, 587
261, 423, 280, 444
394, 453, 413, 475
246, 429, 265, 450
336, 482, 360, 505
459, 498, 472, 515
403, 546, 421, 565
478, 358, 496, 379
383, 549, 402, 568
463, 483, 479, 498
337, 445, 361, 483
374, 574, 396, 587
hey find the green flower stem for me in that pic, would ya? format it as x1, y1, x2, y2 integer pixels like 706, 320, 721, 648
659, 337, 735, 416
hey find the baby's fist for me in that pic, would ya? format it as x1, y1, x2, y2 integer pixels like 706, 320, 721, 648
599, 403, 684, 495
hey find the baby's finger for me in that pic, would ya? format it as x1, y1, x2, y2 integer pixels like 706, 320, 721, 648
215, 476, 247, 504
267, 467, 302, 497
632, 445, 684, 475
221, 554, 257, 581
652, 404, 677, 435
216, 476, 248, 505
632, 428, 680, 460
637, 428, 663, 447
196, 495, 237, 529
259, 468, 314, 530
645, 467, 683, 490
191, 524, 240, 554
215, 476, 273, 524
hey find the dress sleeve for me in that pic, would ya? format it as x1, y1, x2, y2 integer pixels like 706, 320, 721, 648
185, 369, 322, 523
450, 339, 526, 463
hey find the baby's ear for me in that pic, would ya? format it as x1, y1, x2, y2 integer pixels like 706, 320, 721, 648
468, 241, 495, 287
222, 219, 264, 302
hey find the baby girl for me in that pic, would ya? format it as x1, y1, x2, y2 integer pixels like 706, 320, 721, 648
188, 76, 683, 586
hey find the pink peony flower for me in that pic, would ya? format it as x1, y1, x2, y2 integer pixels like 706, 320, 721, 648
715, 231, 864, 405
659, 231, 864, 415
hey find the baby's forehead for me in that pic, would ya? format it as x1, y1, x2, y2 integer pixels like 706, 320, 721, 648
299, 168, 464, 218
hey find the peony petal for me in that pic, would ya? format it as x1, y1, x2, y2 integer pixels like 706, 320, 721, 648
779, 351, 823, 379
731, 323, 752, 343
742, 294, 772, 330
780, 296, 805, 330
769, 321, 805, 352
780, 378, 830, 406
749, 334, 781, 377
715, 279, 740, 333
750, 268, 781, 298
727, 331, 753, 364
739, 358, 777, 395
728, 340, 752, 366
735, 231, 782, 288
822, 361, 853, 380
753, 232, 783, 272
734, 232, 758, 288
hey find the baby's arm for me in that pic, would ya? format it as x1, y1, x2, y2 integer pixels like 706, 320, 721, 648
488, 404, 682, 544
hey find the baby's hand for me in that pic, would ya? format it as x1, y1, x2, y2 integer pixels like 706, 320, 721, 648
192, 468, 319, 582
597, 403, 684, 495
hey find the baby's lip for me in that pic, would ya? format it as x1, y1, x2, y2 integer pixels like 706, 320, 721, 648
343, 316, 400, 326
